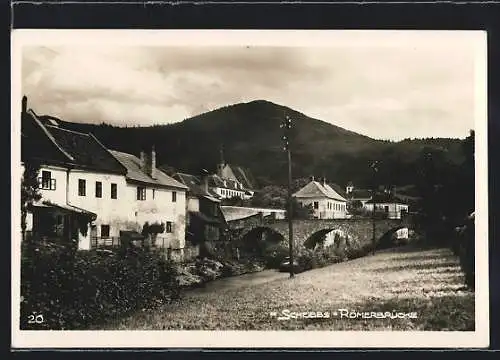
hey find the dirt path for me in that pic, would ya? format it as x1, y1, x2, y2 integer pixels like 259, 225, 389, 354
102, 245, 474, 331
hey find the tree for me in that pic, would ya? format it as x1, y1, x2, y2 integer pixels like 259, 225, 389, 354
21, 159, 41, 243
290, 198, 314, 219
347, 199, 364, 215
250, 185, 287, 209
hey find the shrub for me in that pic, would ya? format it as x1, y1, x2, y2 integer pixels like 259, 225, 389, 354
345, 242, 374, 260
20, 243, 180, 330
262, 243, 289, 269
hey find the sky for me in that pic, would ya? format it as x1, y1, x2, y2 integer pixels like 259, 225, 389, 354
20, 31, 482, 141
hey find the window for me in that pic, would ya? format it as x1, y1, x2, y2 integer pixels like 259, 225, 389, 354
101, 225, 110, 238
111, 183, 117, 199
165, 221, 173, 233
172, 191, 177, 202
152, 189, 156, 199
78, 179, 86, 196
38, 170, 56, 190
313, 201, 319, 209
95, 181, 102, 198
137, 186, 146, 200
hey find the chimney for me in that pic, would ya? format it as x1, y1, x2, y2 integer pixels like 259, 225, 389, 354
322, 177, 327, 186
140, 147, 156, 179
22, 96, 27, 113
140, 150, 146, 169
201, 169, 210, 194
150, 146, 156, 179
310, 175, 315, 182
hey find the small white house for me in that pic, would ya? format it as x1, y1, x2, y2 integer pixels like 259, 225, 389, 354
293, 177, 348, 219
364, 193, 409, 219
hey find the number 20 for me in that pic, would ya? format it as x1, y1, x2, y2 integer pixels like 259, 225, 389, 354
28, 314, 44, 324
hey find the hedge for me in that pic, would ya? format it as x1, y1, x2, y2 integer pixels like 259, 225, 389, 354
20, 243, 180, 330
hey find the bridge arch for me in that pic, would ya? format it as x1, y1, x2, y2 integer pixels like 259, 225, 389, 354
376, 225, 412, 250
303, 228, 354, 250
236, 226, 287, 256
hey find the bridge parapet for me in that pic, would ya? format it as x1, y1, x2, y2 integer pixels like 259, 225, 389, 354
228, 214, 413, 249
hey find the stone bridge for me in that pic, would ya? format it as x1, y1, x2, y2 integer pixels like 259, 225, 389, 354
227, 214, 413, 249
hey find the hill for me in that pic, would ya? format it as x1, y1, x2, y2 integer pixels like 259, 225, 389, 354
52, 100, 466, 189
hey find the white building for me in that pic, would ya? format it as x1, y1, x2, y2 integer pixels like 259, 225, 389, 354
207, 154, 256, 200
21, 98, 188, 256
109, 149, 188, 253
293, 177, 348, 219
364, 193, 409, 219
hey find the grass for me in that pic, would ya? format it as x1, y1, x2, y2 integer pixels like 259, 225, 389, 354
98, 245, 474, 331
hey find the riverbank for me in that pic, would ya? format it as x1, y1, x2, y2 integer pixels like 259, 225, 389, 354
99, 245, 474, 330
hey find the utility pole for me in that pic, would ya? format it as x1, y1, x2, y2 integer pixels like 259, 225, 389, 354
281, 113, 294, 278
370, 161, 379, 255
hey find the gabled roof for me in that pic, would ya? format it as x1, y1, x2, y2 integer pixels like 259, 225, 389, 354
174, 172, 221, 202
293, 180, 347, 202
328, 183, 348, 199
45, 125, 127, 174
365, 192, 408, 205
109, 150, 188, 190
232, 165, 258, 190
219, 163, 257, 190
208, 174, 246, 191
348, 189, 373, 200
22, 109, 127, 175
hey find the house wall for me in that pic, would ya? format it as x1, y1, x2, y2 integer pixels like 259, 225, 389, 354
127, 184, 187, 250
35, 165, 68, 206
67, 169, 130, 243
213, 186, 246, 199
296, 197, 347, 219
187, 196, 200, 213
364, 202, 409, 219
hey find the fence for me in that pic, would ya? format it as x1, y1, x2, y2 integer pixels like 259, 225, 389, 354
90, 237, 121, 249
89, 235, 199, 262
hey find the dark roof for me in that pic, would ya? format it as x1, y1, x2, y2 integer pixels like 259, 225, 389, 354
329, 183, 348, 199
190, 211, 221, 224
110, 150, 188, 190
22, 110, 74, 164
365, 192, 408, 205
218, 163, 257, 190
174, 172, 221, 201
43, 125, 127, 174
348, 189, 373, 200
208, 174, 246, 191
22, 109, 127, 174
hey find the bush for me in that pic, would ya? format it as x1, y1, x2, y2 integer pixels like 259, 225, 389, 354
345, 242, 375, 260
20, 243, 180, 330
262, 244, 289, 269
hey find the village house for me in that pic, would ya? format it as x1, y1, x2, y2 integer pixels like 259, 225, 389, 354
207, 150, 256, 200
293, 177, 348, 219
345, 181, 373, 207
171, 172, 224, 249
21, 98, 129, 250
21, 97, 189, 256
108, 149, 188, 254
345, 181, 410, 219
364, 191, 410, 220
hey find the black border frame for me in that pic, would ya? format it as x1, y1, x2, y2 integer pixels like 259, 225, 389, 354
7, 0, 500, 354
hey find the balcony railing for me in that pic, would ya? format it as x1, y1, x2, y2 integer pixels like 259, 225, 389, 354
38, 177, 56, 190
